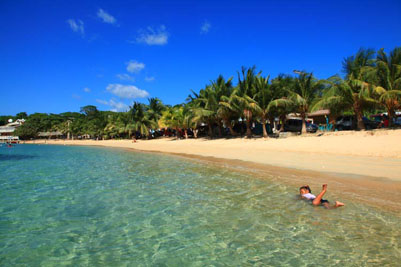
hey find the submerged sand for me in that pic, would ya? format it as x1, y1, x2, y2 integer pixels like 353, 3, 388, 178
25, 129, 401, 212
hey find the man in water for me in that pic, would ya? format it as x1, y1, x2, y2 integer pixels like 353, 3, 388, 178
299, 184, 345, 208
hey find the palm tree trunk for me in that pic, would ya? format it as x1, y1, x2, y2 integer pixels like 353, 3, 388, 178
245, 120, 252, 138
279, 115, 286, 132
262, 115, 268, 138
208, 123, 213, 138
354, 103, 365, 130
388, 107, 394, 127
301, 114, 307, 134
268, 116, 275, 133
224, 119, 237, 136
217, 121, 223, 137
354, 112, 364, 130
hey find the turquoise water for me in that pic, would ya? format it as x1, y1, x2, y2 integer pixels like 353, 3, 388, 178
0, 145, 400, 266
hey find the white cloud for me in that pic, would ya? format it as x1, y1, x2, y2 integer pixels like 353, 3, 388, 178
96, 99, 109, 105
67, 19, 84, 36
126, 60, 145, 73
135, 25, 168, 45
72, 94, 81, 100
145, 76, 155, 82
96, 99, 128, 112
83, 87, 91, 93
106, 84, 149, 99
201, 21, 211, 34
116, 74, 135, 81
97, 8, 116, 25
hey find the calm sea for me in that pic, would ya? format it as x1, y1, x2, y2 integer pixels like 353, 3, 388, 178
0, 144, 400, 266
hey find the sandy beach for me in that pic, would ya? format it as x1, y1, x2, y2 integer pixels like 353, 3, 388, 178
26, 129, 401, 212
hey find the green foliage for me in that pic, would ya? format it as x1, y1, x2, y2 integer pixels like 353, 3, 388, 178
15, 112, 28, 119
14, 123, 38, 139
7, 46, 401, 139
342, 48, 376, 79
0, 116, 14, 126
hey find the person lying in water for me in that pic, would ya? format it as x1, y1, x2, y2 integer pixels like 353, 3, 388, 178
299, 184, 344, 208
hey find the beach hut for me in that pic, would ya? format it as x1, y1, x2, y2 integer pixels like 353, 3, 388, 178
38, 131, 64, 139
307, 109, 331, 124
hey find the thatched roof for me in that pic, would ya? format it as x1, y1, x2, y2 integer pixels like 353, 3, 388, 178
38, 131, 63, 137
307, 109, 330, 117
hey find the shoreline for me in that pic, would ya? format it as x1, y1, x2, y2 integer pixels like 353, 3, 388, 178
25, 129, 401, 180
23, 130, 401, 213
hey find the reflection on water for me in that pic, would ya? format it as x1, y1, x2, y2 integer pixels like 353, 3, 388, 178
0, 145, 400, 266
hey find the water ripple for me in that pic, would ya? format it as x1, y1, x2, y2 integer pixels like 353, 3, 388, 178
0, 144, 400, 266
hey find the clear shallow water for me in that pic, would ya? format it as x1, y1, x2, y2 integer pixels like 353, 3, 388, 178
0, 145, 400, 266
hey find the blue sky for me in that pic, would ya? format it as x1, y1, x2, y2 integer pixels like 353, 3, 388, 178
1, 0, 401, 115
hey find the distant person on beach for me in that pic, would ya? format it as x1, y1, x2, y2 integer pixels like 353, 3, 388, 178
299, 184, 344, 209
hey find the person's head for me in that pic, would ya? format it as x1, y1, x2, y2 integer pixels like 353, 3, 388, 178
299, 185, 311, 195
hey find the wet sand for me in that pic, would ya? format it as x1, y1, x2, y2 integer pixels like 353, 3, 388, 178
25, 129, 401, 212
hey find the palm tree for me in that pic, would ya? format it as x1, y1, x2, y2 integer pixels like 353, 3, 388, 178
191, 85, 218, 137
233, 66, 261, 137
268, 74, 296, 132
268, 97, 294, 132
314, 49, 378, 130
179, 104, 197, 139
147, 97, 165, 126
129, 102, 156, 138
162, 106, 181, 139
372, 47, 401, 126
211, 75, 237, 136
162, 105, 195, 139
104, 115, 125, 139
251, 75, 272, 137
343, 48, 376, 79
292, 72, 326, 133
274, 72, 324, 134
313, 75, 376, 130
218, 93, 239, 136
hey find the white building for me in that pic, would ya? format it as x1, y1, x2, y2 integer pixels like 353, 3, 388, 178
0, 119, 25, 143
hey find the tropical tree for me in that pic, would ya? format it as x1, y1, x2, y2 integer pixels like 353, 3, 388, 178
15, 112, 28, 119
147, 97, 165, 126
251, 75, 272, 137
178, 104, 196, 139
162, 105, 195, 139
291, 72, 326, 133
313, 75, 376, 130
268, 74, 296, 132
273, 72, 324, 133
372, 47, 401, 126
218, 93, 239, 136
211, 75, 237, 136
314, 49, 378, 130
343, 48, 376, 79
104, 115, 125, 139
191, 85, 218, 137
233, 66, 261, 137
129, 102, 156, 138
